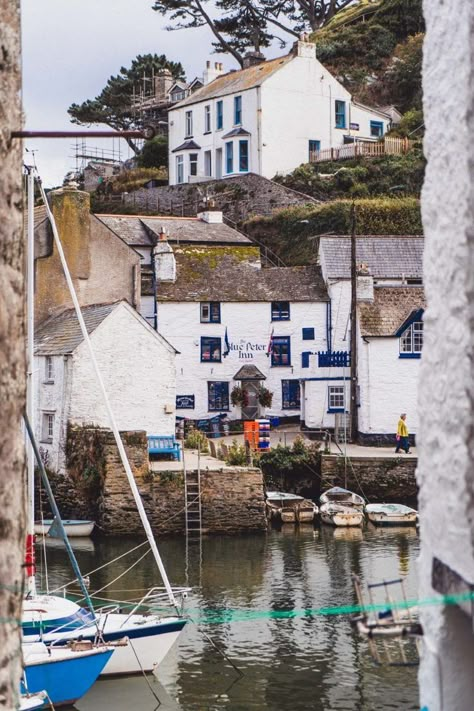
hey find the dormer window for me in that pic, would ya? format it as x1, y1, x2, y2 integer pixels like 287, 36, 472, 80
400, 321, 423, 358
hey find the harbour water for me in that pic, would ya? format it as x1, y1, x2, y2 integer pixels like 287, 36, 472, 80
38, 525, 419, 711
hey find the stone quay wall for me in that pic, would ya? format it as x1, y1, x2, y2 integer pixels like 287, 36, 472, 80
61, 428, 266, 535
121, 173, 317, 223
321, 455, 418, 503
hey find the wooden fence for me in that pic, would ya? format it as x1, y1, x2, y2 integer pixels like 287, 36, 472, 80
309, 137, 413, 164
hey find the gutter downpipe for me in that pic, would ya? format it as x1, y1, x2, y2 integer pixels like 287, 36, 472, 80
256, 86, 262, 175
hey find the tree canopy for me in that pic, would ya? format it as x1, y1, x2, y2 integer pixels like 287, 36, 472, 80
151, 0, 354, 67
68, 54, 184, 154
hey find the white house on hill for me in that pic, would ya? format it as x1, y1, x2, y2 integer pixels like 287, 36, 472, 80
301, 236, 425, 444
168, 38, 391, 184
34, 301, 177, 473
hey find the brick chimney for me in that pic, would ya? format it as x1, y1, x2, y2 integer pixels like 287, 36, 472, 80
203, 60, 225, 85
35, 183, 91, 323
243, 51, 266, 69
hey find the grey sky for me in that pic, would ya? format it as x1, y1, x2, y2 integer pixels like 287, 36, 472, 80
21, 0, 239, 186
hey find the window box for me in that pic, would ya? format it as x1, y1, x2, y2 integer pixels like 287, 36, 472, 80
200, 302, 221, 323
282, 380, 301, 409
208, 381, 230, 411
271, 301, 290, 321
271, 337, 291, 367
201, 337, 222, 362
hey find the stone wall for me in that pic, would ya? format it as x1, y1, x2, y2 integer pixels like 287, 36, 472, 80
121, 173, 316, 223
60, 427, 266, 535
321, 455, 418, 503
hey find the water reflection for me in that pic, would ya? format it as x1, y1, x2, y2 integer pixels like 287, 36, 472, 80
38, 526, 419, 711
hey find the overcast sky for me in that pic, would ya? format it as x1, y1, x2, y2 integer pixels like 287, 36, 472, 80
21, 0, 247, 186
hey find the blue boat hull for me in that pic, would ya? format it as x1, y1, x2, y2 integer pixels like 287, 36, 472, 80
21, 649, 113, 706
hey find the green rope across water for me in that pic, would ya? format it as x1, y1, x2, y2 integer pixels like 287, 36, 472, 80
75, 590, 474, 626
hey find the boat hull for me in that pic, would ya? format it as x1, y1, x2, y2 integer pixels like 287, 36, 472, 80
320, 503, 364, 527
34, 520, 95, 537
23, 606, 186, 676
22, 645, 113, 706
367, 512, 417, 526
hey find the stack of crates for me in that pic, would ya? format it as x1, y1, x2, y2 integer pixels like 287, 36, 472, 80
257, 419, 270, 451
243, 421, 259, 451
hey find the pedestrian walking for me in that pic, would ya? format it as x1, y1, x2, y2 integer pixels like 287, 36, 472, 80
395, 413, 410, 454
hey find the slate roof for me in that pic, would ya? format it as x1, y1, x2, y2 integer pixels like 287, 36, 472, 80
170, 54, 294, 109
320, 236, 424, 280
358, 287, 426, 337
157, 248, 328, 302
35, 303, 118, 355
96, 215, 251, 246
233, 365, 267, 381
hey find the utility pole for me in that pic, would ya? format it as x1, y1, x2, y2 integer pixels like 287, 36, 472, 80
350, 203, 358, 442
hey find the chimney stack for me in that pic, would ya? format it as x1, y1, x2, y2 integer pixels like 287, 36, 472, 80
203, 59, 225, 85
159, 226, 168, 241
292, 33, 316, 59
242, 51, 266, 69
154, 68, 174, 101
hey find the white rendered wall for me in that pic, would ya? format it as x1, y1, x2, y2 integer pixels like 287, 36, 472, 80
168, 89, 259, 184
357, 336, 420, 436
157, 300, 327, 418
34, 355, 70, 473
168, 55, 389, 183
419, 0, 474, 709
69, 304, 176, 435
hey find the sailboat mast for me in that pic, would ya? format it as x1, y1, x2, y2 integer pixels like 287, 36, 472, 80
38, 179, 178, 609
26, 167, 37, 595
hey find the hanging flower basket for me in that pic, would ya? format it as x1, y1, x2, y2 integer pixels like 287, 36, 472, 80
231, 386, 249, 407
258, 387, 273, 408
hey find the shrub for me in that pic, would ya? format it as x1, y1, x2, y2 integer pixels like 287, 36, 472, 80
184, 429, 209, 453
225, 440, 248, 466
137, 136, 168, 169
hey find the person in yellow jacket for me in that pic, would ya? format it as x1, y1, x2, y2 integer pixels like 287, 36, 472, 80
395, 413, 410, 454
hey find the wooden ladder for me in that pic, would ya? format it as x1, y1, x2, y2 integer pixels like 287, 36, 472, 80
185, 467, 202, 537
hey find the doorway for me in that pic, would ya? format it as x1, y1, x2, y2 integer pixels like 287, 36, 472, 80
241, 381, 260, 420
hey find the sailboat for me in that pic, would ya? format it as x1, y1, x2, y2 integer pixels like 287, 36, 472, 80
22, 169, 188, 676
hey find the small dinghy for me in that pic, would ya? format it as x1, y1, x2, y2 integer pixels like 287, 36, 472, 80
365, 503, 417, 526
266, 492, 318, 524
19, 691, 48, 711
34, 519, 95, 537
22, 640, 114, 706
319, 487, 364, 510
320, 503, 364, 527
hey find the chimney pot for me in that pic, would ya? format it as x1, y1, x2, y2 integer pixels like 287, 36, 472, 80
206, 60, 211, 68
214, 62, 219, 69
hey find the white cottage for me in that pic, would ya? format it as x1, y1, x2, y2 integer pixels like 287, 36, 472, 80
34, 300, 177, 473
168, 38, 391, 184
301, 236, 425, 443
97, 212, 330, 421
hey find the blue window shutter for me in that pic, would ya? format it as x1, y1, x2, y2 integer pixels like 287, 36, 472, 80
302, 352, 310, 368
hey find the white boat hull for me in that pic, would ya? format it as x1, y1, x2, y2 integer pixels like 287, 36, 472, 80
23, 597, 186, 677
367, 512, 417, 526
34, 520, 95, 537
321, 510, 364, 527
